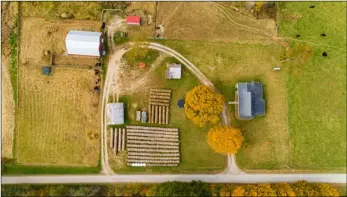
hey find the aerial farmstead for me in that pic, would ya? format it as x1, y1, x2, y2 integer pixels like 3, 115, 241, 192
2, 2, 345, 190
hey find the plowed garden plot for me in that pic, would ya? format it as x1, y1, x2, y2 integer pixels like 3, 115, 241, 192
16, 66, 100, 166
156, 2, 277, 44
20, 17, 100, 66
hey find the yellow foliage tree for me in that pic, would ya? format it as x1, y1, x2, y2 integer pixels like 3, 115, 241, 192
207, 126, 244, 154
271, 183, 296, 197
232, 186, 246, 197
315, 183, 340, 197
292, 180, 321, 196
184, 85, 224, 127
219, 184, 235, 197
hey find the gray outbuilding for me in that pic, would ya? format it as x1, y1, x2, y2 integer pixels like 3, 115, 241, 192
235, 82, 265, 120
107, 103, 124, 125
165, 63, 182, 79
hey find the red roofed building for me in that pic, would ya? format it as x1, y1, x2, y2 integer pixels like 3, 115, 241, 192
126, 16, 141, 25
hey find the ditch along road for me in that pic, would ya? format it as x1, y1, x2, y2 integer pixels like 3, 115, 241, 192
4, 43, 345, 184
100, 42, 241, 176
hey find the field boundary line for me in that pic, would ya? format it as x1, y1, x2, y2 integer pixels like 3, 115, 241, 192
16, 2, 21, 107
213, 2, 347, 52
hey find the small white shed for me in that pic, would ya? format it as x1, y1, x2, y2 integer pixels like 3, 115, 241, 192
165, 63, 182, 79
107, 103, 124, 125
65, 30, 103, 57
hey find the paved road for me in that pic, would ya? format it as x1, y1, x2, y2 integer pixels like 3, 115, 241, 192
3, 174, 346, 184
7, 43, 342, 186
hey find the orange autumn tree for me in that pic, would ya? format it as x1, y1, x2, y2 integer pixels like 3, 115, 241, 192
207, 126, 244, 154
184, 85, 224, 127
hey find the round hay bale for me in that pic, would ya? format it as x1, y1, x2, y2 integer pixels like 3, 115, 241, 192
43, 50, 51, 56
60, 12, 74, 19
22, 59, 29, 65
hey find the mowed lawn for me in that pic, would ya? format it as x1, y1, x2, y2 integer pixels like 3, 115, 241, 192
156, 40, 289, 169
279, 2, 346, 169
110, 57, 226, 173
153, 2, 346, 171
16, 66, 100, 167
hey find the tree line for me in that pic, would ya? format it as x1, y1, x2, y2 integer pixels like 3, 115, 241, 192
2, 180, 342, 197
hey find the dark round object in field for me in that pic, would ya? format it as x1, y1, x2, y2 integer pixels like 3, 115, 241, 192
101, 22, 106, 29
321, 33, 326, 37
296, 34, 300, 38
322, 52, 328, 57
177, 99, 185, 108
309, 5, 315, 8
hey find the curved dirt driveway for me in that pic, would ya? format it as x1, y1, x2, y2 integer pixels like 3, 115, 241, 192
2, 43, 346, 185
101, 42, 242, 175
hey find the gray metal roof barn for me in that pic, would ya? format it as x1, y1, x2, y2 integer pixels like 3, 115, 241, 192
106, 103, 124, 125
236, 82, 265, 120
65, 30, 103, 57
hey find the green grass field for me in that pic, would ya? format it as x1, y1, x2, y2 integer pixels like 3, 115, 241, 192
110, 57, 226, 173
149, 2, 346, 171
155, 40, 289, 169
2, 159, 100, 175
279, 2, 346, 169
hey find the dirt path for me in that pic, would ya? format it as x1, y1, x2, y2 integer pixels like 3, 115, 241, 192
1, 2, 17, 158
159, 2, 183, 26
118, 53, 167, 95
100, 33, 125, 175
101, 42, 242, 175
212, 2, 346, 51
1, 62, 15, 158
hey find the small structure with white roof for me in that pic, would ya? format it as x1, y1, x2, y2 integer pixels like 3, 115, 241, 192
107, 103, 124, 125
165, 63, 182, 79
65, 30, 104, 57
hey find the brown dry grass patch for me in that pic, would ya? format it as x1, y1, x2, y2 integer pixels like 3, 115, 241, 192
20, 17, 100, 66
20, 2, 102, 20
1, 2, 18, 158
16, 66, 100, 166
157, 2, 277, 44
1, 64, 15, 158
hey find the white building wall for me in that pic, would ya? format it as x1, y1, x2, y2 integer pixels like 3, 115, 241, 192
65, 30, 102, 57
107, 103, 124, 125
